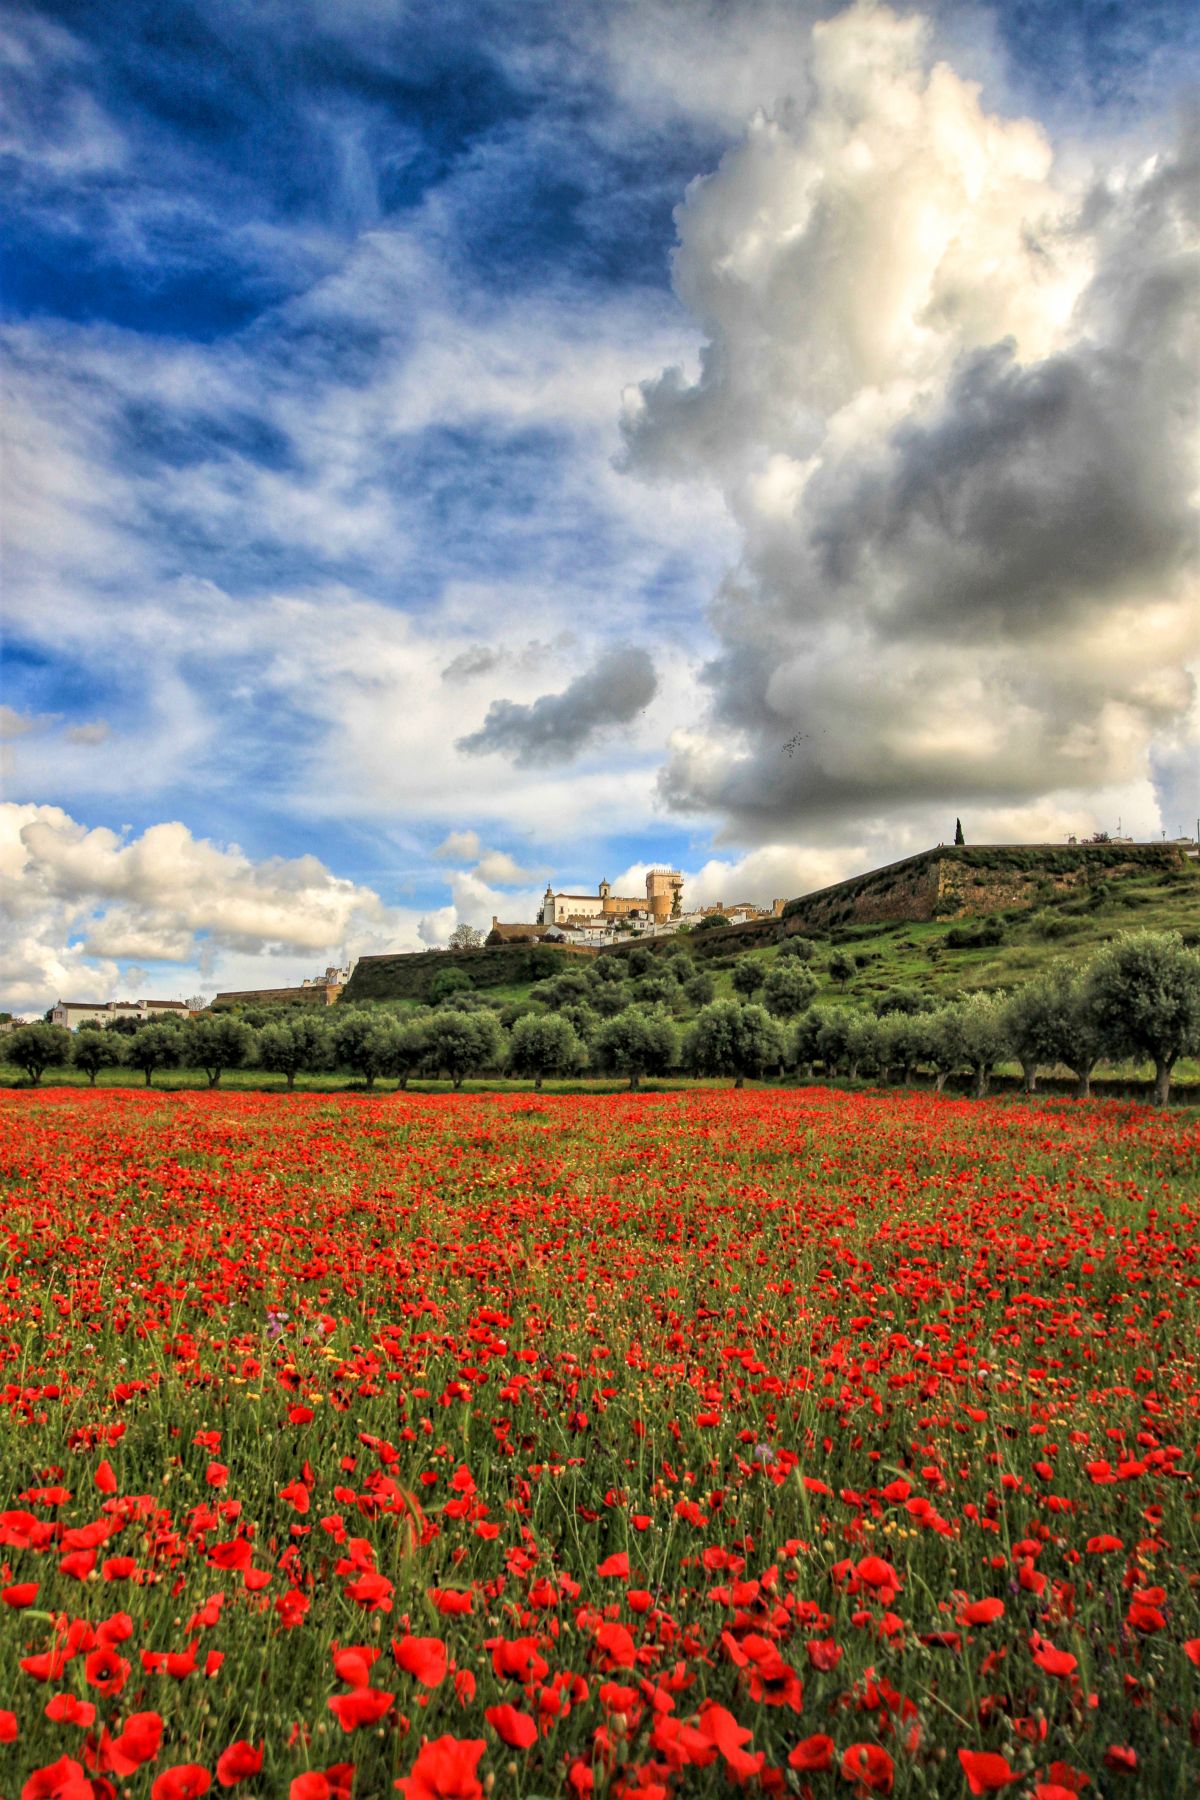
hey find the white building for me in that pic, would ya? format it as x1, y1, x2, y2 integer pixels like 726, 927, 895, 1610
50, 999, 194, 1032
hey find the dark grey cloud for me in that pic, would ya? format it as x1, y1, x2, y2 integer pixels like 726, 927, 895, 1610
456, 645, 658, 766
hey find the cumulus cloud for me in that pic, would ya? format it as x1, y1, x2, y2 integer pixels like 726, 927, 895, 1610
434, 829, 482, 862
623, 2, 1200, 844
457, 645, 659, 766
433, 832, 539, 885
0, 801, 441, 1009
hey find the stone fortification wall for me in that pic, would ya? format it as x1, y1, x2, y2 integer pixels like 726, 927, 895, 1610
599, 842, 1190, 960
212, 984, 342, 1010
342, 940, 594, 1005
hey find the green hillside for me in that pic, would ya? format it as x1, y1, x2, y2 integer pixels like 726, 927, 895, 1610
349, 849, 1198, 1017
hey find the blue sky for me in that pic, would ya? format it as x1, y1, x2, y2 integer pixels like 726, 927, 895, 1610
2, 0, 1198, 1009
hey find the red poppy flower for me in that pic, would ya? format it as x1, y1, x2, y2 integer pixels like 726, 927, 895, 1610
152, 1767, 212, 1800
289, 1779, 330, 1800
597, 1551, 630, 1577
1031, 1643, 1077, 1678
428, 1588, 473, 1615
486, 1703, 538, 1749
958, 1750, 1019, 1793
45, 1694, 96, 1726
216, 1741, 263, 1786
394, 1735, 486, 1800
328, 1686, 395, 1730
840, 1742, 894, 1794
105, 1711, 165, 1775
3, 1581, 39, 1607
290, 1779, 330, 1800
1102, 1748, 1137, 1773
789, 1734, 835, 1771
84, 1647, 131, 1695
21, 1755, 92, 1800
0, 1709, 17, 1743
594, 1621, 637, 1668
962, 1599, 1004, 1625
393, 1635, 448, 1687
333, 1646, 379, 1686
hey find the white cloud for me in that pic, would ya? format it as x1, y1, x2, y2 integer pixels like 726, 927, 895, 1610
434, 829, 481, 862
0, 801, 444, 1011
622, 1, 1199, 844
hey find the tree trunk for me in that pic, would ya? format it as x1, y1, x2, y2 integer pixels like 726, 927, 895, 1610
934, 1071, 948, 1093
144, 1069, 153, 1087
1074, 1067, 1092, 1099
398, 1073, 409, 1091
208, 1070, 220, 1088
628, 1071, 640, 1092
535, 1072, 544, 1091
366, 1073, 375, 1089
734, 1074, 745, 1088
454, 1073, 464, 1090
973, 1066, 989, 1099
88, 1071, 97, 1087
286, 1070, 296, 1092
1154, 1056, 1174, 1107
1021, 1061, 1037, 1094
847, 1060, 859, 1080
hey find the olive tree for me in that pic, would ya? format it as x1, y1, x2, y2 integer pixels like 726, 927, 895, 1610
425, 1009, 506, 1089
6, 1023, 72, 1086
593, 1006, 678, 1092
957, 991, 1010, 1097
683, 1000, 786, 1088
730, 958, 766, 998
255, 1013, 332, 1092
827, 949, 855, 987
1085, 930, 1200, 1105
1004, 969, 1105, 1099
184, 1014, 253, 1089
126, 1022, 184, 1088
507, 1013, 584, 1089
332, 1011, 401, 1088
876, 1010, 926, 1086
762, 959, 818, 1019
70, 1026, 126, 1086
683, 970, 716, 1008
383, 1018, 433, 1091
791, 1008, 830, 1078
926, 1006, 969, 1094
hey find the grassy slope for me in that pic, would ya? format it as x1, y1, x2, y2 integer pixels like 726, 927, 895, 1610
705, 860, 1200, 1009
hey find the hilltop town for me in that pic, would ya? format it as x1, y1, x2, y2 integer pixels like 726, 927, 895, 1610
489, 867, 785, 947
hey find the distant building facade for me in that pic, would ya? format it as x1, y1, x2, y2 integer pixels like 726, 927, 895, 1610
50, 999, 194, 1032
539, 868, 684, 927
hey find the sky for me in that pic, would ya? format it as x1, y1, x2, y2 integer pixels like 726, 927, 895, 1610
2, 0, 1198, 1011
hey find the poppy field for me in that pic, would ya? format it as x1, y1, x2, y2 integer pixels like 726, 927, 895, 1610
2, 1087, 1199, 1800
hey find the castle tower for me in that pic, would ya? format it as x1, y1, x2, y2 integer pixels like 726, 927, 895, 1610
645, 868, 684, 921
